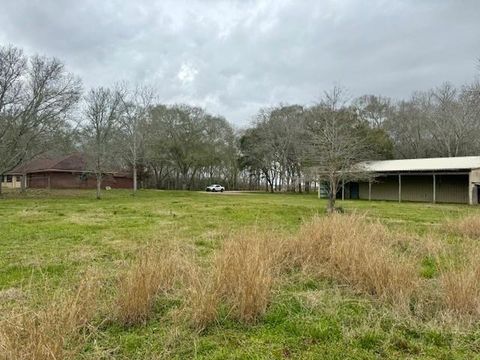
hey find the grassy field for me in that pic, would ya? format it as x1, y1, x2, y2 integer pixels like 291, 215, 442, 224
1, 189, 480, 359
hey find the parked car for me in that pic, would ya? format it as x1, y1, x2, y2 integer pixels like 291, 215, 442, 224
206, 184, 225, 192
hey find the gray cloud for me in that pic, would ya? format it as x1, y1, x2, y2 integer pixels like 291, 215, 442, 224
0, 0, 479, 126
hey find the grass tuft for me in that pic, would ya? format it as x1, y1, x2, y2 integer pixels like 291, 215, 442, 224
0, 273, 99, 360
184, 266, 220, 331
290, 214, 419, 310
115, 246, 190, 327
440, 257, 480, 318
445, 214, 480, 239
214, 231, 280, 323
185, 230, 281, 329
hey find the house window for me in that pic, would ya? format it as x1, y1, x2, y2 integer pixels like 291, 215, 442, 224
16, 176, 21, 182
6, 175, 12, 183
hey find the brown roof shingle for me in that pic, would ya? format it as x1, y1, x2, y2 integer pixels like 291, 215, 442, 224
10, 154, 91, 174
8, 153, 131, 178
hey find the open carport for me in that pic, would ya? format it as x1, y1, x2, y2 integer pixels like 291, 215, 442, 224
350, 156, 480, 205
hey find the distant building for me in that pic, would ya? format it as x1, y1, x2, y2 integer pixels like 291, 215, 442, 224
6, 154, 133, 190
339, 156, 480, 205
0, 175, 21, 189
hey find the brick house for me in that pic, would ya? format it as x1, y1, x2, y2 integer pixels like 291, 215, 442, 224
7, 154, 133, 190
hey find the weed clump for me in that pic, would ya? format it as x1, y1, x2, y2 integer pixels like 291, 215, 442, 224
115, 246, 190, 326
289, 214, 419, 311
444, 214, 480, 239
0, 273, 100, 360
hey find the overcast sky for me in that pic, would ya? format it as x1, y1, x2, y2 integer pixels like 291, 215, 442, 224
0, 0, 479, 126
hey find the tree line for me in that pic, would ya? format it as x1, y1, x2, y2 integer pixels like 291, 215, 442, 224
1, 44, 479, 206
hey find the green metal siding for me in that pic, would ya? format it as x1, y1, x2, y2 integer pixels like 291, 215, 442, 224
358, 174, 469, 204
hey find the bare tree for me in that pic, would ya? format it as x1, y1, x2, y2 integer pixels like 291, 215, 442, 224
82, 87, 123, 199
144, 105, 173, 189
239, 121, 278, 193
354, 94, 393, 128
118, 85, 154, 195
0, 45, 81, 195
385, 94, 433, 158
306, 87, 372, 213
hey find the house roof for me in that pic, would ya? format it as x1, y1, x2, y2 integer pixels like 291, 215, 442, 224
8, 154, 86, 174
361, 156, 480, 173
8, 154, 131, 177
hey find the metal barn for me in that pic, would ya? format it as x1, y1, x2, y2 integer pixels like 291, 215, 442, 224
347, 157, 480, 205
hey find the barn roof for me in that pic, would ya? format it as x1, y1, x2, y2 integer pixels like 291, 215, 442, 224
361, 156, 480, 172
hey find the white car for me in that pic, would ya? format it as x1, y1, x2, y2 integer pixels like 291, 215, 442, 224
206, 184, 225, 192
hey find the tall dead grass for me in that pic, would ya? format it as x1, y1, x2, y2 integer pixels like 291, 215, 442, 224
185, 215, 429, 329
0, 273, 100, 360
185, 231, 282, 330
439, 250, 480, 318
436, 215, 480, 321
115, 246, 191, 326
184, 266, 220, 331
215, 232, 281, 323
289, 214, 420, 310
444, 214, 480, 239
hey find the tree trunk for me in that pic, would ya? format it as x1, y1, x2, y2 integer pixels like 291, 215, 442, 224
267, 178, 274, 193
188, 169, 197, 190
181, 169, 189, 190
327, 181, 337, 213
0, 177, 2, 197
297, 169, 302, 193
133, 166, 137, 195
153, 168, 160, 189
96, 175, 102, 200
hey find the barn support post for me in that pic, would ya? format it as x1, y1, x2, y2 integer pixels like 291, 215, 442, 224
47, 174, 51, 190
398, 174, 402, 203
368, 180, 372, 201
341, 179, 345, 201
21, 173, 27, 193
433, 174, 436, 204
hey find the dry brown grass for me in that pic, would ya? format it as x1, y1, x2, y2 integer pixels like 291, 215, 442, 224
184, 230, 282, 329
289, 214, 420, 310
0, 273, 99, 360
184, 215, 426, 329
215, 231, 281, 323
115, 246, 190, 326
444, 214, 480, 239
439, 252, 480, 318
184, 266, 220, 331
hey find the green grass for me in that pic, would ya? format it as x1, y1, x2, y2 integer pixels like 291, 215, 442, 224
1, 189, 480, 359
